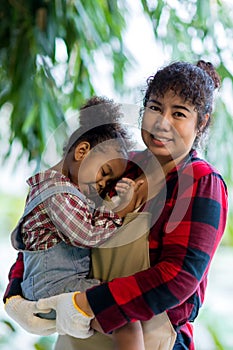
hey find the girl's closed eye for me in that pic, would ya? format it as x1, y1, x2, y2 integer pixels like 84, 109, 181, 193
101, 168, 107, 176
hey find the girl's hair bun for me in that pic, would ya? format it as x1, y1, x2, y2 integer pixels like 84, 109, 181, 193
63, 96, 133, 155
79, 96, 123, 129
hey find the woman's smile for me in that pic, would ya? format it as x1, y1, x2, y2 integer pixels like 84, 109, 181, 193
150, 133, 173, 147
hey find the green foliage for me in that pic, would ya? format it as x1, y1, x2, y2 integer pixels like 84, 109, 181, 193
0, 191, 25, 234
224, 212, 233, 246
33, 335, 56, 350
0, 319, 16, 332
197, 305, 233, 350
0, 317, 55, 349
0, 0, 129, 162
0, 318, 16, 347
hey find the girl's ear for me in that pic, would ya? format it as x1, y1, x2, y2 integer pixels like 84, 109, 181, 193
74, 141, 91, 161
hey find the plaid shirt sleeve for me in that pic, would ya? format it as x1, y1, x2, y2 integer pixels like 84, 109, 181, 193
3, 252, 24, 303
45, 193, 122, 247
86, 161, 228, 334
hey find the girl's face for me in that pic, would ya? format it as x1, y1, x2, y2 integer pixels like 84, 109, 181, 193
141, 90, 199, 166
69, 143, 127, 201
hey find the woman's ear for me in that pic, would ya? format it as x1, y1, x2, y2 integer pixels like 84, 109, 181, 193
198, 114, 209, 134
201, 113, 210, 130
74, 141, 91, 161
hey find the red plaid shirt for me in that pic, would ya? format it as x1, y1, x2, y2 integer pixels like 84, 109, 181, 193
86, 150, 228, 349
20, 170, 122, 250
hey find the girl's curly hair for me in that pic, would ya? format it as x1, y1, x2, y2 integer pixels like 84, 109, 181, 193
63, 96, 133, 157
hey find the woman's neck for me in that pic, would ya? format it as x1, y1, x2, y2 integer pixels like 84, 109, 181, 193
159, 151, 191, 176
140, 150, 191, 203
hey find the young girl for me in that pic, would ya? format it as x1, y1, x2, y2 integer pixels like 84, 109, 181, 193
10, 96, 145, 349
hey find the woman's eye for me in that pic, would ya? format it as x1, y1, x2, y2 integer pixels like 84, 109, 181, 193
174, 111, 186, 118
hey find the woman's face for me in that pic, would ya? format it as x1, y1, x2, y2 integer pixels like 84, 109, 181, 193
141, 90, 199, 165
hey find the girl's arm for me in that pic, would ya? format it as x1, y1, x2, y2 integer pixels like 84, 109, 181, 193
44, 179, 143, 248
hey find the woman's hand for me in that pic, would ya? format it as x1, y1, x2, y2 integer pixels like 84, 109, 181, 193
4, 295, 56, 335
37, 291, 94, 338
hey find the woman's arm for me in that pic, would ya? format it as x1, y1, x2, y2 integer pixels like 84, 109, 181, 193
85, 168, 228, 333
3, 252, 24, 303
35, 166, 228, 336
28, 161, 227, 337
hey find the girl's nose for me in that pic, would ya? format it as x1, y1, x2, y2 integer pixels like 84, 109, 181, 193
98, 178, 107, 190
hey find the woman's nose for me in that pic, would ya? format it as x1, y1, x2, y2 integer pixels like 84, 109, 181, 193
155, 112, 171, 131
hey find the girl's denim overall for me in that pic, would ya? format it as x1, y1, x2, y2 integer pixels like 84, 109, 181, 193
11, 185, 99, 319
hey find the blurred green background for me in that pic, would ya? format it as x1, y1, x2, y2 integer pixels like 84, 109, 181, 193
1, 1, 233, 349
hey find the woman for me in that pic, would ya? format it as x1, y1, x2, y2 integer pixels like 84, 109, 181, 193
4, 60, 228, 349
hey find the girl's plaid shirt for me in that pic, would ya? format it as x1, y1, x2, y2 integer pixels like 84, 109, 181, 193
20, 170, 122, 250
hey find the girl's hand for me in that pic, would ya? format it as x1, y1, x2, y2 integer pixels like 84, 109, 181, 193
114, 178, 144, 217
115, 178, 135, 200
